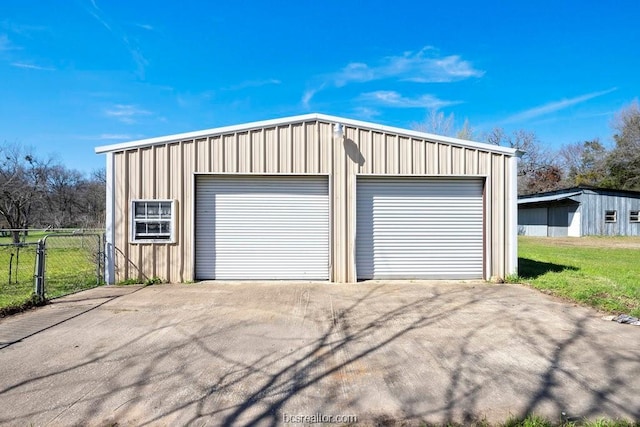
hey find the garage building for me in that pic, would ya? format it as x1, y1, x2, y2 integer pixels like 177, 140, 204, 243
518, 186, 640, 236
95, 114, 518, 283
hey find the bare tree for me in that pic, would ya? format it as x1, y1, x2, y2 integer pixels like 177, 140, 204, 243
412, 109, 455, 136
0, 144, 50, 242
559, 139, 609, 187
41, 166, 106, 229
45, 165, 85, 228
0, 144, 107, 238
412, 109, 476, 141
483, 127, 562, 195
455, 118, 474, 140
79, 168, 106, 228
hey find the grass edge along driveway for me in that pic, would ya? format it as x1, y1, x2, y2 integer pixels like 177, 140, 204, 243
517, 236, 640, 318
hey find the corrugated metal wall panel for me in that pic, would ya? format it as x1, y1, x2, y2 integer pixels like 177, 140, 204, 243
581, 190, 640, 236
452, 147, 464, 174
195, 176, 329, 279
264, 128, 277, 173
194, 138, 208, 172
399, 136, 412, 174
110, 117, 515, 283
548, 205, 570, 237
412, 139, 425, 175
238, 132, 250, 173
292, 124, 305, 173
425, 142, 437, 175
356, 178, 484, 279
438, 144, 451, 174
466, 149, 478, 175
372, 132, 385, 173
518, 207, 548, 236
113, 152, 126, 281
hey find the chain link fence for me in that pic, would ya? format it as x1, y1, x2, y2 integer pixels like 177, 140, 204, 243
0, 232, 104, 314
40, 234, 104, 299
0, 242, 39, 309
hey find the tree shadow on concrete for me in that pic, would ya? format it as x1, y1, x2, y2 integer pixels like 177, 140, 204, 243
518, 257, 578, 279
0, 283, 638, 426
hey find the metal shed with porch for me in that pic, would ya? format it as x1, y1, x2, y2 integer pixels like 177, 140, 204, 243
518, 186, 640, 237
95, 113, 519, 284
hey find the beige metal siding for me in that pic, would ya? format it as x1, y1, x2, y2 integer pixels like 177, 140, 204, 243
109, 119, 515, 283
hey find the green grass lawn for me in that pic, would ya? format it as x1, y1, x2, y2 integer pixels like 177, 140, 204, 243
0, 235, 103, 313
518, 236, 640, 317
0, 230, 49, 244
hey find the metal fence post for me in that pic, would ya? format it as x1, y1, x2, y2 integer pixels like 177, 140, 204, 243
34, 239, 46, 300
96, 234, 103, 285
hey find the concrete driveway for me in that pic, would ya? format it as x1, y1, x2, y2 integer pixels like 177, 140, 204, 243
0, 281, 638, 426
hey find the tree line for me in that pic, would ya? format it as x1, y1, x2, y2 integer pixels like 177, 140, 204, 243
414, 100, 640, 195
0, 144, 105, 243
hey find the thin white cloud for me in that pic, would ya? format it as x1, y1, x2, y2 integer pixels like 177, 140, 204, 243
175, 90, 216, 108
11, 62, 55, 71
1, 21, 48, 35
134, 23, 154, 31
84, 0, 148, 77
77, 133, 140, 141
353, 107, 381, 120
224, 78, 281, 91
0, 34, 19, 51
334, 47, 483, 86
301, 87, 321, 109
359, 90, 461, 109
303, 46, 483, 106
104, 104, 152, 124
503, 88, 618, 124
97, 133, 136, 140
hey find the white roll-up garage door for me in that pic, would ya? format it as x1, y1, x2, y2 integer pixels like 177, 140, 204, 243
356, 178, 484, 279
195, 176, 329, 280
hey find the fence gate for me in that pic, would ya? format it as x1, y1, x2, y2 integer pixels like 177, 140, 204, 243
35, 233, 104, 300
0, 242, 39, 305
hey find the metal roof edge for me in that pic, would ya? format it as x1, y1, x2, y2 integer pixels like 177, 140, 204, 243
517, 191, 583, 205
94, 113, 321, 154
95, 112, 517, 156
314, 113, 517, 155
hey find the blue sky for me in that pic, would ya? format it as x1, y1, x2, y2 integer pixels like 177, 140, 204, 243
0, 1, 638, 173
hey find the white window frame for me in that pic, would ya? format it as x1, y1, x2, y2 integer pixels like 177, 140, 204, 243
630, 210, 640, 223
131, 199, 176, 243
604, 210, 617, 223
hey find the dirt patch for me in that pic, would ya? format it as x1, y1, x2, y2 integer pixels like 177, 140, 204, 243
529, 236, 640, 249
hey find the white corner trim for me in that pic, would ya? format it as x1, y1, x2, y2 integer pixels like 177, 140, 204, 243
104, 152, 116, 284
508, 155, 519, 275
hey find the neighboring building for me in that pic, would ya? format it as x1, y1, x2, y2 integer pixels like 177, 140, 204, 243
518, 186, 640, 237
95, 113, 518, 284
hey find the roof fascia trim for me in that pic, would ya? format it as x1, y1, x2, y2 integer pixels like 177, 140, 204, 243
95, 113, 517, 156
